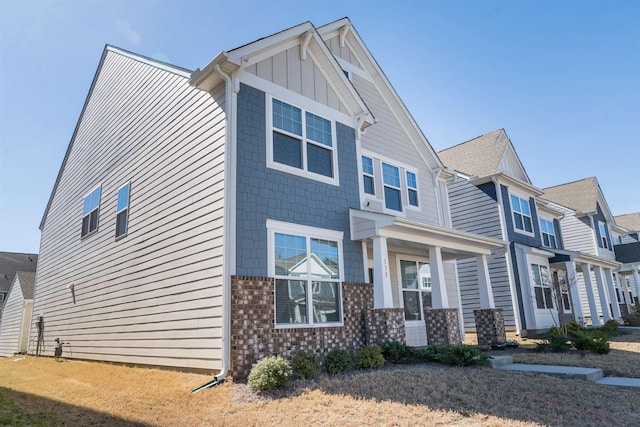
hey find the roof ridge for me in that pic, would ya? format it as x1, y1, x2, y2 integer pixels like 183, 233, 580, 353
437, 128, 504, 153
542, 176, 597, 190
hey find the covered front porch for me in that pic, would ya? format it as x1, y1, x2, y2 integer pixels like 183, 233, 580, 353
349, 209, 506, 347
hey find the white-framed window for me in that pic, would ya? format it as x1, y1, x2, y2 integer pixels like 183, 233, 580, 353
531, 263, 553, 309
406, 171, 419, 207
0, 293, 5, 303
510, 194, 533, 234
362, 155, 375, 195
382, 162, 402, 211
399, 259, 431, 321
267, 97, 338, 185
116, 182, 130, 239
556, 270, 571, 312
598, 221, 609, 249
81, 186, 101, 237
267, 220, 343, 327
540, 218, 557, 248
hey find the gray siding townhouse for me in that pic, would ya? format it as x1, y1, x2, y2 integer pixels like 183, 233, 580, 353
542, 177, 627, 325
612, 212, 640, 306
438, 129, 589, 336
0, 272, 35, 356
30, 18, 506, 378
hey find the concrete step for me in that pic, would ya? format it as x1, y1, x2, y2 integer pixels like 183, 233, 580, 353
485, 355, 513, 368
496, 363, 604, 382
595, 377, 640, 388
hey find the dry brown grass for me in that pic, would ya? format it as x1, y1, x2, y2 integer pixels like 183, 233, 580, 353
1, 330, 639, 427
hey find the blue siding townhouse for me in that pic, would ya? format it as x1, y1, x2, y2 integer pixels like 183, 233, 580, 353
612, 212, 640, 307
30, 18, 506, 379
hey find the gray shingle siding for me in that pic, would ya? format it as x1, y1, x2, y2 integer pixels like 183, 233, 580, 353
235, 83, 363, 281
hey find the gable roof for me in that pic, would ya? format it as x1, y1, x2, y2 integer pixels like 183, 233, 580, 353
437, 129, 507, 177
542, 177, 609, 216
0, 252, 38, 293
615, 212, 640, 232
39, 46, 191, 231
13, 272, 36, 300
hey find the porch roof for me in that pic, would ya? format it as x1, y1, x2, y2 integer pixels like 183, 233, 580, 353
548, 248, 622, 270
349, 209, 506, 259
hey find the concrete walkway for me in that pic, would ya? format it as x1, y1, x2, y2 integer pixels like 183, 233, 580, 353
487, 356, 640, 389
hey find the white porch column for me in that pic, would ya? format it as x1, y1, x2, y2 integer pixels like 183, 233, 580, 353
372, 236, 393, 309
620, 274, 632, 306
476, 254, 495, 309
429, 246, 449, 309
581, 263, 601, 327
633, 267, 640, 304
604, 269, 622, 321
593, 265, 612, 323
565, 261, 585, 324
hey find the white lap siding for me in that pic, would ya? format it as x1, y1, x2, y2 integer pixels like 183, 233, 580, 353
30, 48, 226, 370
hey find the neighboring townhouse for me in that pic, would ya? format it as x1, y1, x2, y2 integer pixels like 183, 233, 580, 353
612, 212, 640, 306
542, 177, 625, 325
31, 18, 505, 378
438, 129, 569, 336
0, 272, 35, 356
0, 252, 38, 306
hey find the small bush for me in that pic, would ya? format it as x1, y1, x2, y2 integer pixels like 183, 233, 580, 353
571, 330, 610, 354
548, 325, 562, 336
565, 320, 583, 335
323, 349, 353, 375
247, 356, 292, 392
414, 345, 441, 362
546, 334, 572, 352
602, 319, 619, 333
434, 344, 487, 366
354, 345, 385, 370
290, 351, 320, 380
380, 340, 414, 364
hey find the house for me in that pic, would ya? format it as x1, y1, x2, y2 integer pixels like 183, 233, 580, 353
0, 272, 36, 356
0, 252, 38, 306
612, 212, 640, 306
542, 177, 626, 324
438, 129, 572, 336
30, 18, 506, 378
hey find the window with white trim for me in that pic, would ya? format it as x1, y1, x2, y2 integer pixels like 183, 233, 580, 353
510, 194, 533, 233
540, 218, 557, 248
382, 162, 402, 211
406, 171, 419, 207
598, 221, 609, 249
269, 98, 336, 183
81, 186, 101, 237
531, 263, 553, 309
116, 182, 130, 239
399, 259, 431, 321
362, 156, 375, 195
269, 222, 343, 327
556, 270, 571, 312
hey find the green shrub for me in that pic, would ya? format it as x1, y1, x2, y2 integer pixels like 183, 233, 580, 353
247, 356, 292, 392
434, 344, 487, 366
602, 319, 619, 333
323, 349, 353, 375
565, 320, 583, 336
546, 334, 572, 352
414, 345, 440, 362
354, 345, 385, 370
548, 325, 562, 336
290, 351, 320, 380
380, 340, 414, 364
571, 330, 610, 354
622, 313, 640, 327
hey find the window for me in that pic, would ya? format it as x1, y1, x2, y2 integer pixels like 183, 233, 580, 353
270, 98, 336, 182
362, 156, 375, 195
510, 194, 533, 233
400, 260, 431, 321
81, 186, 101, 237
116, 182, 130, 238
556, 271, 571, 312
382, 163, 402, 211
598, 221, 609, 249
0, 293, 5, 303
406, 171, 419, 207
269, 222, 343, 327
540, 219, 557, 248
531, 264, 553, 309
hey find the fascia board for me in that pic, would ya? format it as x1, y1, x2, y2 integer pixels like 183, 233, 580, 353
480, 173, 543, 196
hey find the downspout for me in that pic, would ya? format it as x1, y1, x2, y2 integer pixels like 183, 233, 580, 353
192, 63, 237, 393
432, 167, 444, 226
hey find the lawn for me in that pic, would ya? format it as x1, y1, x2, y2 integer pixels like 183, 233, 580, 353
0, 329, 639, 427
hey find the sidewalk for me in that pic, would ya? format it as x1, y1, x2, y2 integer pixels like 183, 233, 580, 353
487, 355, 640, 388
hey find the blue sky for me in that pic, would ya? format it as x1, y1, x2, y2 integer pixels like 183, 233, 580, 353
1, 0, 638, 254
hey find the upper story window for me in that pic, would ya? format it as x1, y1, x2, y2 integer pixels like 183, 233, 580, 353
269, 98, 337, 185
510, 194, 533, 234
268, 220, 344, 327
539, 218, 557, 248
382, 163, 402, 211
81, 186, 101, 237
406, 171, 418, 207
362, 156, 375, 195
116, 182, 130, 239
598, 221, 610, 249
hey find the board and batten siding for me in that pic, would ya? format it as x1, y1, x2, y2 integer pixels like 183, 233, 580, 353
448, 179, 516, 330
30, 49, 226, 371
0, 278, 32, 356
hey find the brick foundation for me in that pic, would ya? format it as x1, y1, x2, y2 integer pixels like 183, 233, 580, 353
425, 308, 461, 345
230, 276, 373, 378
364, 308, 405, 345
474, 308, 506, 347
